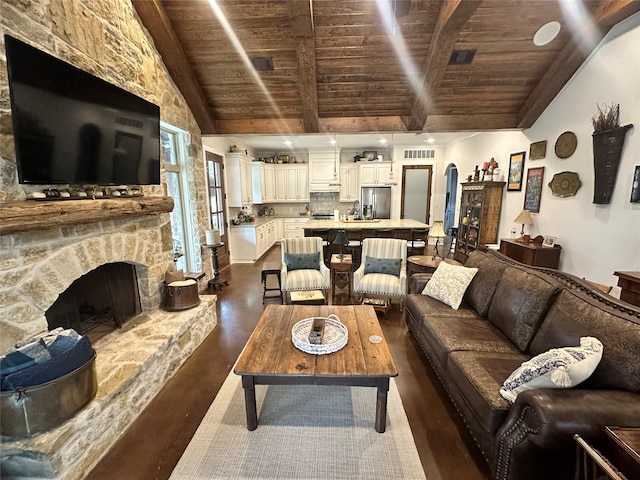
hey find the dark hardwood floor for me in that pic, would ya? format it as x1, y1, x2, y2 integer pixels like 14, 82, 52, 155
86, 243, 490, 480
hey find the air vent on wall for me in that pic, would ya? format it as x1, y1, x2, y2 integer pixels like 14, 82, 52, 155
448, 49, 476, 65
250, 56, 274, 71
403, 149, 435, 160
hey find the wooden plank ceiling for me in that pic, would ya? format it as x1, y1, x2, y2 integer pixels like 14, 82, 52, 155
133, 0, 639, 135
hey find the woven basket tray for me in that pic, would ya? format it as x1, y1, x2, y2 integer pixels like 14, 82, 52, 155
291, 314, 348, 355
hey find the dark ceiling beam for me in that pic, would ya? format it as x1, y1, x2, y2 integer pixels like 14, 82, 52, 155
517, 0, 640, 128
405, 0, 482, 132
132, 0, 216, 134
286, 0, 320, 132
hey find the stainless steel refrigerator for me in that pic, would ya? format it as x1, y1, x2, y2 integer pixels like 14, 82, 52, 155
361, 186, 391, 219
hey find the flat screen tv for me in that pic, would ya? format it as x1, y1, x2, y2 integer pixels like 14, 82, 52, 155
5, 35, 161, 186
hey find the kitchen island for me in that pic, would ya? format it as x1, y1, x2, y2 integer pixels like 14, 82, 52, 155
304, 218, 429, 232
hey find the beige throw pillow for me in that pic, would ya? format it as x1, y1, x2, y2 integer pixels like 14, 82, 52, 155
421, 261, 478, 310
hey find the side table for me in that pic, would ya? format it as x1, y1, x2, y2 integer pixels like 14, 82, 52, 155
613, 271, 640, 307
202, 242, 229, 291
331, 253, 352, 301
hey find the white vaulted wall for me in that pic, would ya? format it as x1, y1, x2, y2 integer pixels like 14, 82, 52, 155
445, 12, 640, 287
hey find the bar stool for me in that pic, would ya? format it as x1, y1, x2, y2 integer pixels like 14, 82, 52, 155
261, 262, 283, 304
408, 228, 429, 256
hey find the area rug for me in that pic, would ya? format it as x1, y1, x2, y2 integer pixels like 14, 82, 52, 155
169, 371, 427, 479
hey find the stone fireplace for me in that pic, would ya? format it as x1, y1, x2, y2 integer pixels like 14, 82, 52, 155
0, 201, 217, 479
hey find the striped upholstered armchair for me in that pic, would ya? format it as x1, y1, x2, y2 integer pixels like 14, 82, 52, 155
353, 238, 408, 311
281, 237, 331, 301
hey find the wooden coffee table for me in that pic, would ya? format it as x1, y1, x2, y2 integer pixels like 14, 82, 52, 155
234, 305, 398, 433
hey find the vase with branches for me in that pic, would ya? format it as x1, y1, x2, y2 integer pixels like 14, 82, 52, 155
591, 103, 633, 204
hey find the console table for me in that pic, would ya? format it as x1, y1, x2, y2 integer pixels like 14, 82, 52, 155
499, 238, 561, 269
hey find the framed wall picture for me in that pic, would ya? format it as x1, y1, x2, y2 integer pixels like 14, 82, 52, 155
507, 151, 526, 191
524, 167, 545, 212
529, 141, 547, 160
631, 165, 640, 203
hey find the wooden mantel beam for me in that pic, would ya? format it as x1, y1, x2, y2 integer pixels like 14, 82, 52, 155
0, 197, 174, 235
132, 0, 216, 134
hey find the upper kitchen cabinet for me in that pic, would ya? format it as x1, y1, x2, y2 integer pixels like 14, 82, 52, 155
226, 152, 253, 207
339, 164, 359, 202
360, 162, 394, 186
251, 162, 276, 204
308, 149, 340, 192
275, 164, 309, 202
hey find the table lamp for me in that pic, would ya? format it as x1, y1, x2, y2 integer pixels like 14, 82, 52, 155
333, 229, 349, 259
514, 210, 534, 242
429, 221, 447, 260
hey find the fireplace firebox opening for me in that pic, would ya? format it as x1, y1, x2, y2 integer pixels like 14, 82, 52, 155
46, 262, 142, 343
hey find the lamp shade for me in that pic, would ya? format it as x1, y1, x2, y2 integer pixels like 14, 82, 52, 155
429, 221, 447, 238
514, 210, 534, 225
333, 230, 348, 246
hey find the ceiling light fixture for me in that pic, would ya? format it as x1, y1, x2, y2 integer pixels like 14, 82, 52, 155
377, 138, 388, 144
282, 140, 292, 146
534, 21, 561, 46
426, 138, 435, 144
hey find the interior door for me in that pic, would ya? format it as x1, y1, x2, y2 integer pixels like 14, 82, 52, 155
401, 165, 432, 223
205, 150, 229, 270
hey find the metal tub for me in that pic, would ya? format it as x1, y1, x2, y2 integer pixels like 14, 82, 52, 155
0, 354, 97, 437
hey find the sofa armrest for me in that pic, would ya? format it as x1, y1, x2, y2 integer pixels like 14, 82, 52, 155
493, 389, 640, 480
409, 273, 432, 294
498, 388, 640, 450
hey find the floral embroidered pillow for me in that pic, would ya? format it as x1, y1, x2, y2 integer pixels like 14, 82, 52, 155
500, 337, 603, 403
421, 261, 478, 309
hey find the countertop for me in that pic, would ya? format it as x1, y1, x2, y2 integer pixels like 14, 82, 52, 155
303, 219, 429, 229
230, 217, 430, 229
230, 216, 307, 228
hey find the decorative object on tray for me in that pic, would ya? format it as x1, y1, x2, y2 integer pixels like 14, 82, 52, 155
291, 314, 348, 355
529, 140, 547, 160
507, 151, 526, 191
591, 103, 633, 204
548, 171, 582, 197
523, 167, 545, 213
554, 131, 578, 159
631, 165, 640, 203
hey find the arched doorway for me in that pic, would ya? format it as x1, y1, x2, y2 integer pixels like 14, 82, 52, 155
444, 163, 458, 234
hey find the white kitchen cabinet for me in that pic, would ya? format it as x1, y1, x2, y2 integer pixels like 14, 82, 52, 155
275, 217, 284, 242
226, 152, 253, 207
264, 164, 276, 202
359, 162, 394, 186
339, 164, 359, 201
283, 217, 308, 238
275, 165, 309, 202
251, 162, 265, 204
251, 163, 277, 204
228, 219, 277, 263
309, 149, 339, 192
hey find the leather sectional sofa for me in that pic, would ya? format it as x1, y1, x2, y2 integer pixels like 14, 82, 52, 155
405, 250, 640, 480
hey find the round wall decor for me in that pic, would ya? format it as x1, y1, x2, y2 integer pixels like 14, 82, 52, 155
555, 131, 578, 158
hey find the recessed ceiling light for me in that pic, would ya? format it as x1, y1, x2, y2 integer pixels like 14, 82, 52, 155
534, 21, 561, 46
328, 139, 337, 145
377, 139, 388, 144
425, 138, 435, 144
282, 140, 292, 146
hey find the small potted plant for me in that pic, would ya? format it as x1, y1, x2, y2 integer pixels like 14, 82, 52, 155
591, 103, 633, 204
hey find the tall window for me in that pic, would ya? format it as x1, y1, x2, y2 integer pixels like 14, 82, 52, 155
161, 123, 196, 272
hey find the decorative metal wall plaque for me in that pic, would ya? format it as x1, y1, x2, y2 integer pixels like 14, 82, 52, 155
548, 171, 582, 197
529, 140, 547, 160
554, 132, 577, 159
